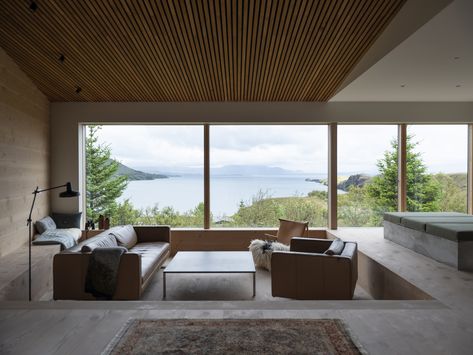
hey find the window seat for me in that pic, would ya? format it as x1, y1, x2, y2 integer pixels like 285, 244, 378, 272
383, 212, 473, 271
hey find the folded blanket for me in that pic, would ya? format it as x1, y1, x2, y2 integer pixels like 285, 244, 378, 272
32, 228, 81, 250
85, 247, 127, 299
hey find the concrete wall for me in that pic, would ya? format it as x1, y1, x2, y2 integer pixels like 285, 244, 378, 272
0, 48, 50, 257
50, 101, 473, 214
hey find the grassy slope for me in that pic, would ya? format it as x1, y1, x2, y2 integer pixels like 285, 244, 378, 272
115, 160, 168, 181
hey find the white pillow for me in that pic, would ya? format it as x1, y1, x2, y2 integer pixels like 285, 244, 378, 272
35, 216, 57, 234
109, 225, 138, 249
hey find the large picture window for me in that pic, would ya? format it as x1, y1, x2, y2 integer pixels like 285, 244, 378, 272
407, 125, 468, 213
85, 125, 204, 227
209, 125, 328, 227
82, 123, 471, 230
337, 125, 398, 226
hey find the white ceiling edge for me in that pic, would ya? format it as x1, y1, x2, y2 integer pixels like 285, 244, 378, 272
331, 0, 473, 102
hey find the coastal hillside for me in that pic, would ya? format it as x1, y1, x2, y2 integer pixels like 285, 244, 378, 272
307, 172, 467, 192
114, 160, 168, 181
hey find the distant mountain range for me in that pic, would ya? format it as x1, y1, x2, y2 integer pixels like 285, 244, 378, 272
133, 164, 305, 176
211, 165, 299, 176
114, 161, 169, 181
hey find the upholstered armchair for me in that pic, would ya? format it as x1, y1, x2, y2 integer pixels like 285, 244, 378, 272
271, 237, 358, 300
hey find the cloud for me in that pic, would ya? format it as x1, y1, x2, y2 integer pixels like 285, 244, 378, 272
93, 124, 468, 175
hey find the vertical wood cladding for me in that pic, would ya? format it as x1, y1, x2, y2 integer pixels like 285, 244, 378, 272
0, 48, 50, 257
0, 0, 406, 102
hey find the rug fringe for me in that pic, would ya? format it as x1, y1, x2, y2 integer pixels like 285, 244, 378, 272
338, 319, 369, 355
101, 318, 135, 355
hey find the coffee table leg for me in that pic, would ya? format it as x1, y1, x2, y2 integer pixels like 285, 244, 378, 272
163, 272, 166, 299
253, 272, 256, 297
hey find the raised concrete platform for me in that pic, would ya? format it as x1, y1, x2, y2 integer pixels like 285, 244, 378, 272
384, 220, 473, 271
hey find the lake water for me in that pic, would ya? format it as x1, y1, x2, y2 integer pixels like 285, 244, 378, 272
118, 174, 327, 218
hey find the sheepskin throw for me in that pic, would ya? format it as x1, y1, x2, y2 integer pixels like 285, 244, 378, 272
249, 239, 289, 270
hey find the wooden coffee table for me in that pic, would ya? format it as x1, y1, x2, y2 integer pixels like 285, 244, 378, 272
162, 251, 256, 299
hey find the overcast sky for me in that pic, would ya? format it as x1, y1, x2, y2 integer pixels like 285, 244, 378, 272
95, 124, 468, 175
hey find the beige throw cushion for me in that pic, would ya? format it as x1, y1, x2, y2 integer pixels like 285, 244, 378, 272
110, 225, 138, 249
81, 234, 118, 253
324, 239, 345, 255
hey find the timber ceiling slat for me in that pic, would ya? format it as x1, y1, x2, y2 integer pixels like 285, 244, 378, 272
278, 0, 321, 101
314, 0, 386, 100
0, 0, 406, 102
301, 0, 357, 100
314, 0, 395, 100
296, 0, 345, 101
272, 0, 313, 101
2, 1, 108, 101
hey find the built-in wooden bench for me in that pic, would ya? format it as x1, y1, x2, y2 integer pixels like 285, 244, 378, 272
384, 212, 473, 271
0, 244, 60, 300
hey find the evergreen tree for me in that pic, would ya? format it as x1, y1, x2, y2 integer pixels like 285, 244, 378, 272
86, 125, 128, 223
366, 134, 440, 213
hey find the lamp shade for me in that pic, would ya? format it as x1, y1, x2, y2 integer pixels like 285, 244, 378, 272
59, 182, 80, 198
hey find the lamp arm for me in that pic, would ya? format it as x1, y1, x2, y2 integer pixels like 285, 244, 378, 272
27, 188, 39, 226
36, 183, 68, 193
26, 183, 68, 225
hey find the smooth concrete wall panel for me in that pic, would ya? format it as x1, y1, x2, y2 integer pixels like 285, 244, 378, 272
50, 101, 473, 213
51, 101, 473, 125
0, 48, 50, 257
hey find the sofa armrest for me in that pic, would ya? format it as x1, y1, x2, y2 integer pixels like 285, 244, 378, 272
134, 225, 171, 243
53, 252, 142, 300
290, 237, 333, 253
271, 251, 353, 299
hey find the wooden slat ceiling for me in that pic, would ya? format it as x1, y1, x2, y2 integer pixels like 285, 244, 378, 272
0, 0, 406, 102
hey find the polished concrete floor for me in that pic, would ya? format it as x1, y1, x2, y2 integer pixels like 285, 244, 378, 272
141, 262, 372, 301
1, 228, 473, 354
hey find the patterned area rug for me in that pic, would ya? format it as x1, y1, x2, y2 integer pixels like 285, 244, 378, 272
103, 319, 366, 354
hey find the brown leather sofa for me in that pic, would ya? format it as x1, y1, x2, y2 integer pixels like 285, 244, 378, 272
53, 225, 170, 300
271, 237, 358, 300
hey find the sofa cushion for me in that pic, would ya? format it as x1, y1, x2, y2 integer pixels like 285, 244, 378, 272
341, 242, 357, 258
52, 212, 82, 229
384, 212, 466, 225
81, 234, 118, 253
35, 216, 57, 234
425, 223, 473, 242
324, 239, 344, 255
109, 225, 138, 249
129, 242, 170, 282
401, 216, 473, 232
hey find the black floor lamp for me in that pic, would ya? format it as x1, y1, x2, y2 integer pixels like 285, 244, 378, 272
26, 182, 80, 301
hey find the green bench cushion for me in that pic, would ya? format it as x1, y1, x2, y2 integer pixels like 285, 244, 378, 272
384, 212, 466, 225
425, 223, 473, 242
401, 216, 473, 232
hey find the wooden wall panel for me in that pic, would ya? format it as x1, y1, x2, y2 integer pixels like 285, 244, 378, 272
0, 0, 406, 102
0, 47, 50, 257
170, 228, 327, 256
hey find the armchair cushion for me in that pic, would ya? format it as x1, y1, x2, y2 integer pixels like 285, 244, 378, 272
290, 237, 332, 253
324, 239, 344, 255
